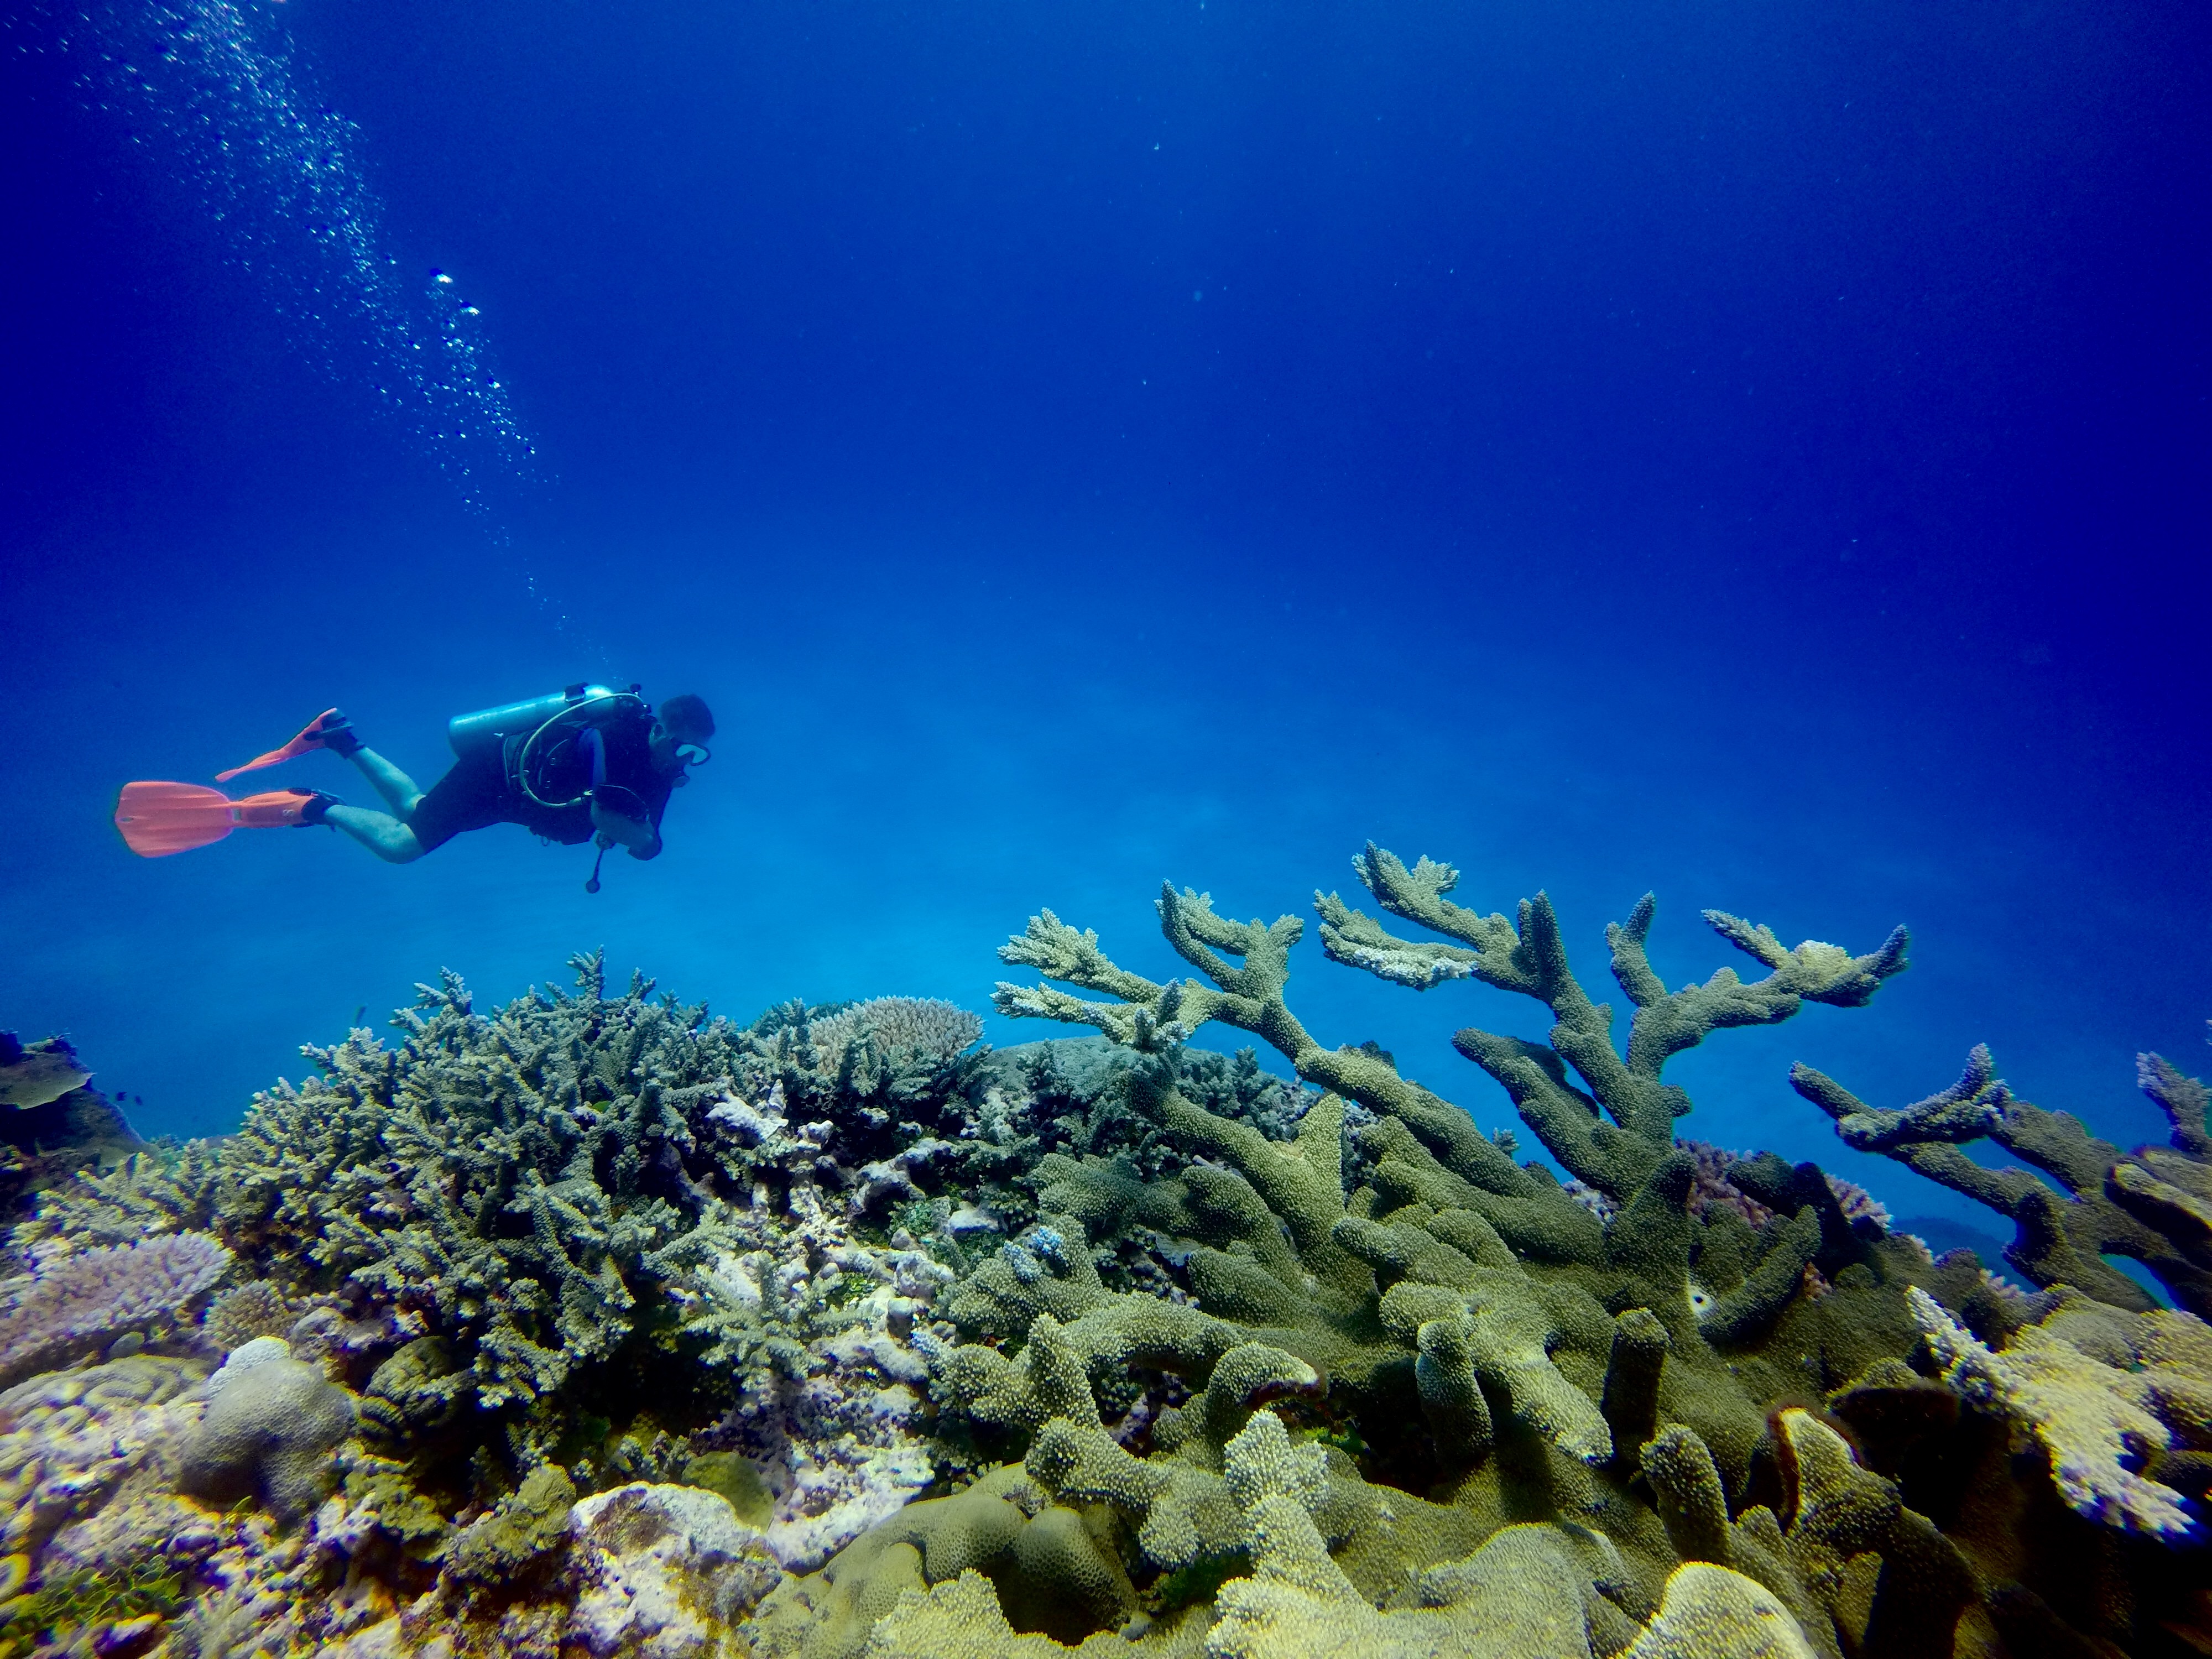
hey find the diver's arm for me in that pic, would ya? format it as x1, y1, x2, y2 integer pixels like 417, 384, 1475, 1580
584, 728, 662, 857
589, 795, 660, 858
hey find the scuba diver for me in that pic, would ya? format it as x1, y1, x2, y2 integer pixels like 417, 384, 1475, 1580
115, 685, 714, 894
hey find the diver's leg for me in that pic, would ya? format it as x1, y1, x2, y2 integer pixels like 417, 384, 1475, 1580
343, 747, 426, 817
323, 805, 426, 864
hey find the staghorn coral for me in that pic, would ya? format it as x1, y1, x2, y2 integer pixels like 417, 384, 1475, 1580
0, 1233, 229, 1383
22, 959, 992, 1492
1796, 1038, 2212, 1317
17, 900, 2212, 1657
768, 848, 2058, 1659
982, 851, 1940, 1465
799, 1411, 1824, 1659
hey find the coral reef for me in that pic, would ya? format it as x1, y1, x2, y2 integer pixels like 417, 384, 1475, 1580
180, 1339, 358, 1525
1908, 1285, 2210, 1538
7, 862, 2211, 1659
1796, 1035, 2212, 1316
0, 1035, 144, 1238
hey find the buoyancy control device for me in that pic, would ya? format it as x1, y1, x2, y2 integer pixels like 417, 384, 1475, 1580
446, 682, 647, 811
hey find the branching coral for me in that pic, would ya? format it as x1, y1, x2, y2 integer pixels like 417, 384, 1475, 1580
984, 849, 1934, 1473
748, 848, 2022, 1659
0, 1232, 229, 1383
20, 961, 982, 1476
1796, 1039, 2212, 1316
14, 880, 2207, 1659
1908, 1285, 2209, 1539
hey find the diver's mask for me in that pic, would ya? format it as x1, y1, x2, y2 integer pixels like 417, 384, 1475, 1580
668, 740, 709, 785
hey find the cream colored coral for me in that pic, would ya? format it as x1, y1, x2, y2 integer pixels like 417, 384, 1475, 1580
1203, 1412, 1815, 1659
1907, 1286, 2199, 1537
1621, 1563, 1816, 1659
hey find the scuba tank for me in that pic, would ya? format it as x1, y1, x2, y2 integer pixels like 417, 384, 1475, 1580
448, 682, 648, 808
447, 682, 649, 896
447, 682, 640, 761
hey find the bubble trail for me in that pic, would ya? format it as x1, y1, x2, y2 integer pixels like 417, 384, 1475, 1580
16, 0, 539, 528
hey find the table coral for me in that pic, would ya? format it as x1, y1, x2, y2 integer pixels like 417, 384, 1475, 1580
0, 1233, 228, 1385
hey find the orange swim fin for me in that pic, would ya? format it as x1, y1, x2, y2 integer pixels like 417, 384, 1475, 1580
113, 782, 323, 857
215, 708, 346, 781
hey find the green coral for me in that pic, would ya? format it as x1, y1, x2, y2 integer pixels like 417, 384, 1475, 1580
0, 1560, 181, 1659
787, 849, 2025, 1658
442, 1463, 580, 1587
22, 956, 952, 1473
753, 1462, 1142, 1653
1797, 1042, 2212, 1317
977, 851, 1939, 1480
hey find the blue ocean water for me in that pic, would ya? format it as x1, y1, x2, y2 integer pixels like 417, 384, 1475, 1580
3, 0, 2206, 1254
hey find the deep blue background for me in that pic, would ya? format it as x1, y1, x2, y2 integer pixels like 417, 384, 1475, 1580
4, 0, 2208, 1246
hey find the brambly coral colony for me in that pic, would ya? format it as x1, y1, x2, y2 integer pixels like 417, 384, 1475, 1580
1, 845, 2208, 1659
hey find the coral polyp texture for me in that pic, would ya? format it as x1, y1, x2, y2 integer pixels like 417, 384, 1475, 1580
7, 858, 2211, 1658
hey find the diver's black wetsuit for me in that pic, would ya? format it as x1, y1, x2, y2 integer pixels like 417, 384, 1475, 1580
408, 707, 671, 853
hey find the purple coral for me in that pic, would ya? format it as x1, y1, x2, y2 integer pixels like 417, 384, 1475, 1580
0, 1233, 231, 1370
1677, 1139, 1892, 1234
1679, 1139, 1773, 1229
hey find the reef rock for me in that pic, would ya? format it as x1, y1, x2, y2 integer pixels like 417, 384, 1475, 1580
568, 1481, 786, 1658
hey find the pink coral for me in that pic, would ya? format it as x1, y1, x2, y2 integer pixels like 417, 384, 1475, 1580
0, 1232, 229, 1374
